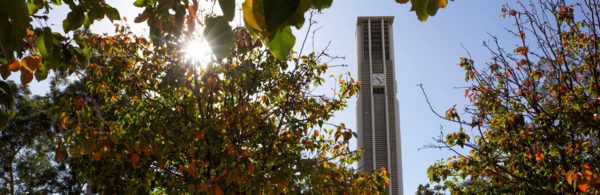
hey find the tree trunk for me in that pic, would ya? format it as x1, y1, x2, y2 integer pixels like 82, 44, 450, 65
9, 162, 14, 195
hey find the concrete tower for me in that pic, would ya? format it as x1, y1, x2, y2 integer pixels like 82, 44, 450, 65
355, 16, 403, 195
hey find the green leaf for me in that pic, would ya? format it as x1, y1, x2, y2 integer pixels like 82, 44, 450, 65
51, 0, 62, 5
84, 14, 94, 29
34, 68, 48, 81
49, 45, 61, 70
415, 9, 429, 22
73, 48, 89, 68
245, 20, 260, 43
204, 16, 234, 60
426, 0, 439, 16
263, 0, 300, 32
27, 0, 44, 14
133, 0, 148, 7
0, 81, 12, 107
281, 0, 311, 29
0, 109, 8, 130
0, 66, 10, 80
92, 3, 105, 20
74, 34, 84, 45
62, 19, 73, 33
311, 0, 333, 11
2, 0, 30, 61
38, 27, 53, 59
0, 20, 14, 61
219, 0, 236, 22
105, 7, 121, 23
263, 26, 295, 60
66, 10, 85, 32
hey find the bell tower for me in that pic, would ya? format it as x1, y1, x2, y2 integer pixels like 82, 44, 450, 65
355, 16, 403, 195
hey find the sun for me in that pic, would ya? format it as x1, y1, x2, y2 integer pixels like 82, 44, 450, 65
185, 40, 212, 65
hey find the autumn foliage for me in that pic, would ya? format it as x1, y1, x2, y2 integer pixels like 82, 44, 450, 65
423, 0, 600, 194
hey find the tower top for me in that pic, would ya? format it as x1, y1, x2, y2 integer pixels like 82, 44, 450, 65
356, 16, 395, 25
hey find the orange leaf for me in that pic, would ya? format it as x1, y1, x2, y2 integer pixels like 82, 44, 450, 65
215, 186, 222, 195
329, 75, 334, 78
27, 29, 34, 36
61, 116, 68, 128
208, 76, 217, 87
3, 59, 20, 72
131, 153, 140, 164
188, 6, 198, 18
74, 98, 84, 110
248, 163, 255, 173
583, 170, 593, 180
560, 85, 567, 92
20, 71, 33, 85
123, 17, 127, 22
116, 153, 122, 162
23, 56, 40, 72
93, 152, 102, 161
579, 182, 588, 192
56, 152, 63, 162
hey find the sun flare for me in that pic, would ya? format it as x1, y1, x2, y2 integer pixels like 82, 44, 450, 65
185, 40, 212, 65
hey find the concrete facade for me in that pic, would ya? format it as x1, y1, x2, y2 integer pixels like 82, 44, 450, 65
355, 16, 403, 195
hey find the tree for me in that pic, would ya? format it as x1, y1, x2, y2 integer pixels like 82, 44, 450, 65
0, 0, 455, 127
0, 81, 83, 195
415, 183, 446, 195
422, 0, 600, 193
45, 22, 389, 194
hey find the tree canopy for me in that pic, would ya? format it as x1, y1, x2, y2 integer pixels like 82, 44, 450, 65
423, 0, 600, 194
0, 0, 454, 128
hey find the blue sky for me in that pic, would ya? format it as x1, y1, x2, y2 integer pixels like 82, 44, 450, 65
17, 0, 524, 194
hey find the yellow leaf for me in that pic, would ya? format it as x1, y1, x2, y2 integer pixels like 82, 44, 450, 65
248, 163, 255, 173
93, 152, 101, 161
242, 0, 265, 30
116, 153, 122, 162
61, 116, 68, 128
438, 0, 448, 8
131, 153, 140, 164
232, 62, 237, 67
567, 170, 574, 185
